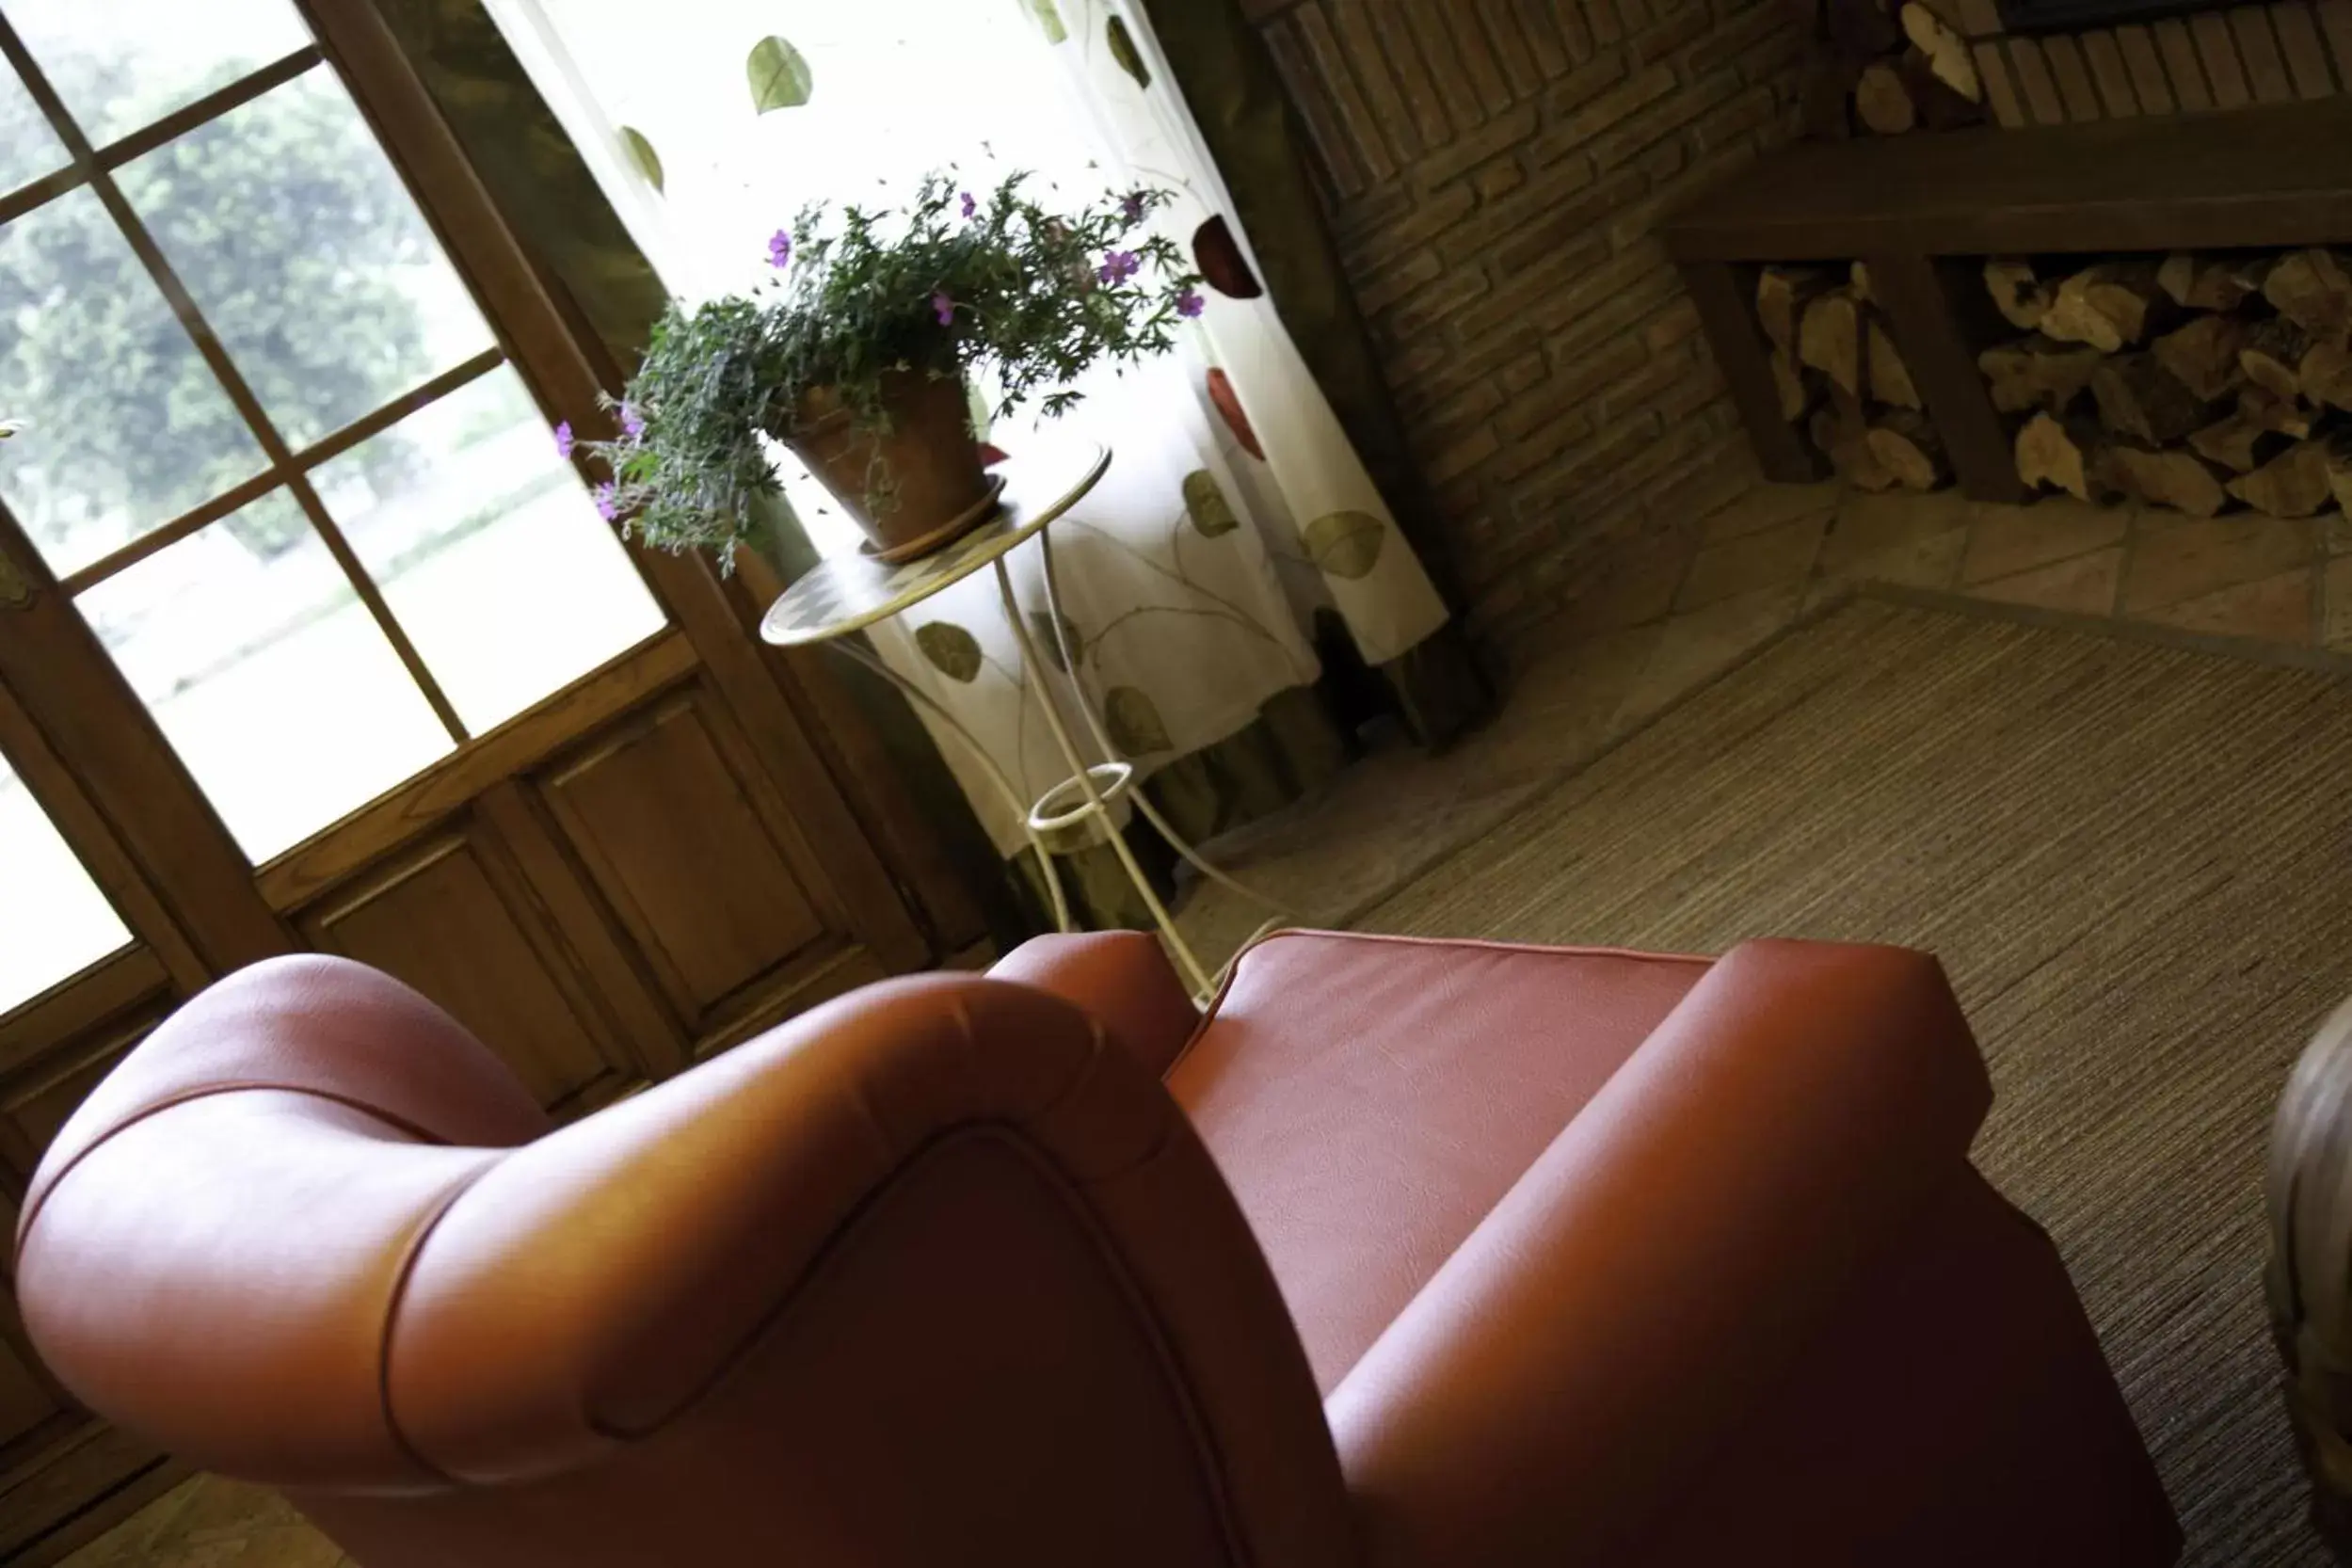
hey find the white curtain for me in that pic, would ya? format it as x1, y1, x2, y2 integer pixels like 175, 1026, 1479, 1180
483, 0, 1449, 856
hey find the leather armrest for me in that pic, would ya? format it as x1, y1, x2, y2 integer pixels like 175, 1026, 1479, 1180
382, 970, 1350, 1563
990, 932, 1199, 1078
1326, 939, 1992, 1565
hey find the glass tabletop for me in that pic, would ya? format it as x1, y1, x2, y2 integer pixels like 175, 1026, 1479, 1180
759, 441, 1110, 647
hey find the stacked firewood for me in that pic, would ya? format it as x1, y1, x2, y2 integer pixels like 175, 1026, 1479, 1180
1800, 0, 1986, 139
1981, 249, 2352, 519
1757, 261, 1947, 491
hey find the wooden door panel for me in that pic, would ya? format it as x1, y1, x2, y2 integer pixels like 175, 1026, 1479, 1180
297, 824, 648, 1115
0, 1343, 58, 1459
540, 684, 835, 1031
0, 952, 174, 1188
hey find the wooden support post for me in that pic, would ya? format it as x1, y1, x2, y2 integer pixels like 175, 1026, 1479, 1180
1679, 259, 1833, 483
1864, 250, 2030, 504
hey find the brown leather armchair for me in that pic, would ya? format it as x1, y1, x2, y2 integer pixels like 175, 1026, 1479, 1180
15, 929, 2180, 1567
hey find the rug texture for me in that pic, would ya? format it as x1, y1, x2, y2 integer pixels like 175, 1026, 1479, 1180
1366, 595, 2352, 1567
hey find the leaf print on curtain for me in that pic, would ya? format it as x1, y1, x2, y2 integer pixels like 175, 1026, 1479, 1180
746, 36, 814, 111
1191, 214, 1261, 299
1303, 511, 1384, 581
1103, 685, 1172, 755
1183, 470, 1240, 537
477, 0, 1447, 903
618, 124, 663, 191
915, 620, 983, 682
1023, 0, 1070, 44
1104, 15, 1151, 88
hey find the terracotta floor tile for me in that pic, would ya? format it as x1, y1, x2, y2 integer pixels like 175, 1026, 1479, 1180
1699, 479, 1842, 544
2120, 513, 2317, 613
2137, 568, 2317, 645
1550, 525, 1699, 638
1806, 525, 1969, 610
1817, 488, 1972, 574
1674, 512, 1829, 613
2325, 557, 2352, 647
1968, 547, 2125, 616
1960, 498, 2131, 585
1617, 582, 1807, 726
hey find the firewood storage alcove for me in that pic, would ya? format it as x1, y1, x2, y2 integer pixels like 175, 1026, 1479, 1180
1665, 97, 2352, 521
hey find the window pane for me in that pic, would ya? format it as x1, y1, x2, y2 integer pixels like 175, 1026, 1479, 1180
0, 751, 130, 1014
120, 69, 497, 449
73, 490, 455, 860
6, 0, 312, 150
0, 186, 269, 575
312, 368, 668, 732
0, 63, 68, 196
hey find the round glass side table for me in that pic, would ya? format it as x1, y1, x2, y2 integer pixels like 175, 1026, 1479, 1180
760, 440, 1290, 997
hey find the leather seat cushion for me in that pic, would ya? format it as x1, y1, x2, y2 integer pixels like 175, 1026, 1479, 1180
1167, 932, 1708, 1392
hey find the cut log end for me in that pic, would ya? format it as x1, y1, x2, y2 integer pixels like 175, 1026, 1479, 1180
1986, 259, 2054, 330
1798, 287, 1866, 400
1867, 319, 1923, 409
2228, 440, 2335, 518
2016, 410, 2110, 503
1980, 334, 2103, 415
2106, 444, 2230, 519
1854, 60, 1917, 136
1866, 408, 1949, 490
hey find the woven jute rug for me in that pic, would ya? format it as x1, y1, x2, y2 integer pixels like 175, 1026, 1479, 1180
1366, 593, 2352, 1566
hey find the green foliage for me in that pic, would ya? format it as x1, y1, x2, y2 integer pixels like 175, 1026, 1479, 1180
589, 171, 1203, 563
0, 61, 432, 561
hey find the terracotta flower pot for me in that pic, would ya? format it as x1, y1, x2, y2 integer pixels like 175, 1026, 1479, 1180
785, 370, 1000, 563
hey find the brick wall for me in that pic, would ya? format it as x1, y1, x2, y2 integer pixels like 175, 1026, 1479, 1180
1243, 0, 1810, 655
1941, 0, 2352, 127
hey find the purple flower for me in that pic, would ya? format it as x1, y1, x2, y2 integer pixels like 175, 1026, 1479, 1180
620, 404, 646, 439
1121, 191, 1147, 223
593, 482, 619, 521
552, 420, 574, 459
960, 190, 978, 219
766, 229, 792, 269
1096, 249, 1142, 286
1176, 288, 1206, 319
932, 290, 956, 326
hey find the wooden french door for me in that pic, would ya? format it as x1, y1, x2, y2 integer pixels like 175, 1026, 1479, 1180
0, 2, 932, 1559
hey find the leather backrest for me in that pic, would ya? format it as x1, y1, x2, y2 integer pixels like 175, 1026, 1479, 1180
14, 957, 1354, 1567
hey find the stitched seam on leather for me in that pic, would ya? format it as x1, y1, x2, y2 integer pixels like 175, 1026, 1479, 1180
1162, 930, 1265, 1079
14, 1080, 462, 1265
577, 1122, 1257, 1567
1242, 928, 1717, 967
1161, 929, 1710, 1080
376, 1160, 506, 1487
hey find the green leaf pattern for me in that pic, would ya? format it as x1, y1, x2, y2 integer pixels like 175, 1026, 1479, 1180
618, 125, 664, 192
915, 620, 983, 681
1105, 15, 1151, 89
1103, 685, 1174, 755
1183, 470, 1240, 537
1023, 0, 1069, 43
1304, 511, 1387, 581
746, 36, 814, 112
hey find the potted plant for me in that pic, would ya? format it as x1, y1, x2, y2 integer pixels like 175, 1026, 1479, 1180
578, 171, 1205, 564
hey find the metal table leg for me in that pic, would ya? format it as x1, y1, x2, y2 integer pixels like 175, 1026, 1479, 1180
1034, 531, 1300, 975
994, 557, 1217, 997
822, 636, 1073, 935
